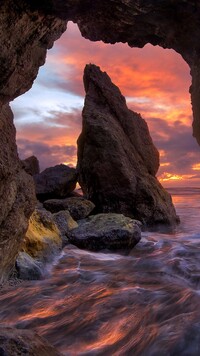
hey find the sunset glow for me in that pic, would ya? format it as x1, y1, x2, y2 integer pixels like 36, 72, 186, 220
192, 163, 200, 171
12, 22, 200, 187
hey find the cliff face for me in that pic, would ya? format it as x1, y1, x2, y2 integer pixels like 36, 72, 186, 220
0, 2, 67, 282
0, 0, 200, 281
0, 105, 36, 282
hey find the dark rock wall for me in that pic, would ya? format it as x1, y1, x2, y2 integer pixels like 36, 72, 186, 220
0, 105, 36, 283
0, 1, 67, 104
0, 2, 67, 282
0, 0, 200, 280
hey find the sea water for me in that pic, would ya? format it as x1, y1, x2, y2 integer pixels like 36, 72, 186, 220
1, 188, 200, 355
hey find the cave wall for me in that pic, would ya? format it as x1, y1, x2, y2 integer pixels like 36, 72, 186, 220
1, 0, 200, 282
0, 1, 67, 282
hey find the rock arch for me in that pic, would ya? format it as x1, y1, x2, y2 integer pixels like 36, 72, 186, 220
0, 0, 200, 281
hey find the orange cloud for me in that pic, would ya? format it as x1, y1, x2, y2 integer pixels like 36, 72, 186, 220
50, 22, 191, 124
13, 22, 200, 186
192, 163, 200, 171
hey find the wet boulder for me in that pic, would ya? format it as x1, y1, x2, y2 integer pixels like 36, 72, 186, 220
68, 213, 141, 251
44, 197, 95, 220
34, 164, 78, 202
22, 207, 62, 263
16, 252, 43, 280
77, 64, 178, 228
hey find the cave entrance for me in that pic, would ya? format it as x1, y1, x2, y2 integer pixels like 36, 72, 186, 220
11, 21, 200, 188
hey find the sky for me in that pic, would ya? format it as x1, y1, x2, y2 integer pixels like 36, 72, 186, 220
11, 22, 200, 187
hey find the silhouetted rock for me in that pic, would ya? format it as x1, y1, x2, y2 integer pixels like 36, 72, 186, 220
34, 164, 78, 201
22, 155, 40, 175
77, 64, 178, 227
0, 327, 61, 356
68, 213, 141, 251
44, 197, 95, 220
16, 252, 43, 280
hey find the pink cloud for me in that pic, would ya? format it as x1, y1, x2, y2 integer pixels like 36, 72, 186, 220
15, 22, 200, 186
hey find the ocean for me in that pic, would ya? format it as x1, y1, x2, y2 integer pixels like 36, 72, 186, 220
1, 187, 200, 355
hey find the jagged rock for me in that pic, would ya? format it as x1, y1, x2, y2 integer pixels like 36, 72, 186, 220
77, 64, 178, 227
53, 210, 78, 246
34, 164, 78, 202
22, 155, 40, 175
22, 208, 62, 263
44, 197, 95, 220
0, 327, 61, 356
16, 252, 43, 280
68, 213, 141, 251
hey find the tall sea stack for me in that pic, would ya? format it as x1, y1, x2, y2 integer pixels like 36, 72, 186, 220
77, 64, 178, 227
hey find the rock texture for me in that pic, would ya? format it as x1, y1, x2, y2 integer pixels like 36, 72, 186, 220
22, 208, 62, 263
0, 327, 61, 356
0, 3, 66, 283
68, 213, 141, 251
22, 155, 40, 176
77, 64, 178, 227
0, 1, 67, 104
44, 197, 95, 220
34, 164, 78, 201
0, 105, 36, 284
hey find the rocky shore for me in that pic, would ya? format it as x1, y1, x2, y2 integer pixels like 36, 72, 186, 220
0, 65, 180, 354
9, 65, 179, 284
0, 1, 200, 354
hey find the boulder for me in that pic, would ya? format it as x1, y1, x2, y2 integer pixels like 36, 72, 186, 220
22, 208, 62, 263
22, 155, 40, 175
77, 64, 178, 227
34, 164, 78, 201
0, 327, 61, 356
44, 197, 95, 220
16, 252, 43, 280
68, 213, 141, 251
53, 210, 78, 246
